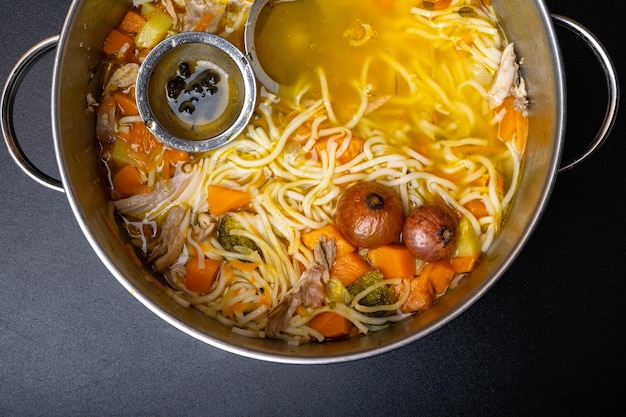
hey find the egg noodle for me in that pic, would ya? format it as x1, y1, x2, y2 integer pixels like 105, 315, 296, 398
97, 0, 528, 344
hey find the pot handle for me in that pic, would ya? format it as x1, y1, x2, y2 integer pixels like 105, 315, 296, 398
1, 36, 64, 193
552, 15, 620, 173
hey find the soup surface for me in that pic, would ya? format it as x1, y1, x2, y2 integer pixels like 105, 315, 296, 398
95, 0, 528, 344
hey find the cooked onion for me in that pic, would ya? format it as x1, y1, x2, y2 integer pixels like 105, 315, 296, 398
402, 204, 459, 261
335, 181, 404, 248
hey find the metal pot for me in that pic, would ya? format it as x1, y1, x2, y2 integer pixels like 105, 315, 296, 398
1, 0, 618, 363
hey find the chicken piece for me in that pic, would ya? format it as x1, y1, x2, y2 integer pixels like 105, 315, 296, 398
175, 0, 227, 33
486, 43, 517, 108
147, 205, 191, 272
103, 63, 139, 94
486, 43, 527, 110
162, 0, 179, 25
96, 94, 116, 144
113, 167, 200, 218
266, 237, 336, 336
364, 95, 390, 115
98, 63, 139, 142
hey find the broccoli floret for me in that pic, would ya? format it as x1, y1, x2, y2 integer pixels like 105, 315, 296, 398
217, 215, 259, 254
347, 269, 396, 317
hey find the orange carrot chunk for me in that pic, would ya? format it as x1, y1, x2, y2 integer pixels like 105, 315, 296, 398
112, 164, 151, 196
302, 224, 356, 257
367, 244, 417, 279
192, 12, 216, 32
331, 252, 371, 287
118, 10, 147, 35
228, 259, 260, 272
399, 274, 434, 313
185, 257, 222, 293
113, 91, 139, 116
450, 255, 479, 274
497, 97, 516, 141
497, 96, 528, 153
314, 137, 363, 164
308, 311, 353, 339
118, 123, 160, 154
464, 199, 489, 218
207, 184, 252, 216
421, 260, 455, 294
103, 29, 135, 61
514, 107, 529, 153
422, 0, 453, 11
165, 149, 190, 164
231, 302, 258, 316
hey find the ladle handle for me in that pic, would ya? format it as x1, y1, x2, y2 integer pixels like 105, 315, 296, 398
1, 36, 64, 193
552, 15, 620, 173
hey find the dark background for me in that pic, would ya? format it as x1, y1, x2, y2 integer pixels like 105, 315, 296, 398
1, 1, 624, 415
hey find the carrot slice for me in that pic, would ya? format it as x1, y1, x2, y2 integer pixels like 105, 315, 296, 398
112, 164, 151, 196
103, 29, 135, 61
399, 274, 434, 313
113, 91, 138, 116
464, 199, 489, 218
450, 255, 479, 274
165, 149, 190, 164
473, 171, 505, 194
185, 257, 222, 293
421, 260, 455, 294
161, 149, 190, 180
367, 244, 416, 279
308, 311, 352, 339
229, 259, 260, 272
231, 302, 258, 316
498, 98, 516, 141
207, 184, 252, 216
117, 123, 160, 156
314, 137, 363, 164
302, 224, 355, 257
192, 12, 216, 32
330, 252, 371, 286
118, 10, 147, 35
422, 0, 453, 10
497, 96, 528, 153
514, 108, 529, 153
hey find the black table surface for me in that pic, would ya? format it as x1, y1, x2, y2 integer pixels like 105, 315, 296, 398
1, 1, 624, 415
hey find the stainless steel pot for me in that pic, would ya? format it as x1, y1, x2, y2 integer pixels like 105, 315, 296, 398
1, 0, 619, 363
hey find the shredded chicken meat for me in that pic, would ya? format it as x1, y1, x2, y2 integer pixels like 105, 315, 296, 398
147, 205, 191, 272
162, 0, 227, 32
487, 43, 528, 111
266, 238, 336, 336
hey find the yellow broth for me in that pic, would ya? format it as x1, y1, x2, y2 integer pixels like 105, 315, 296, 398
96, 0, 527, 344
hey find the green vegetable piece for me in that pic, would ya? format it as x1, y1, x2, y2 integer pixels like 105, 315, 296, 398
325, 276, 354, 306
217, 215, 259, 254
135, 12, 173, 49
458, 7, 477, 17
347, 269, 395, 317
455, 217, 481, 258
